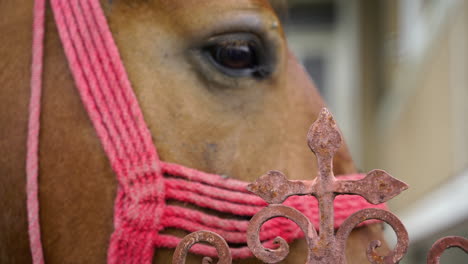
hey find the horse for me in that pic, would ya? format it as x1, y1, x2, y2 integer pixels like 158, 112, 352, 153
0, 0, 389, 263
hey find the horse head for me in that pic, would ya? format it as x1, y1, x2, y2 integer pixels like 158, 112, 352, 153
104, 0, 356, 180
0, 0, 387, 263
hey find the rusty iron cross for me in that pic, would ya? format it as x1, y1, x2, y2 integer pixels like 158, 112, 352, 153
245, 108, 409, 263
172, 108, 468, 264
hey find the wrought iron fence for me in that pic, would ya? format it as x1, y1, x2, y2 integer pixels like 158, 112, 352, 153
172, 108, 468, 264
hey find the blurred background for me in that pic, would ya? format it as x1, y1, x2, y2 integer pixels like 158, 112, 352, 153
282, 0, 468, 263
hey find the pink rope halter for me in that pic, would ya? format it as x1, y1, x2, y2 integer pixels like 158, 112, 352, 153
27, 0, 387, 263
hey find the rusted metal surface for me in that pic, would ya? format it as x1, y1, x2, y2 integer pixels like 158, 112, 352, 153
172, 231, 232, 264
426, 236, 468, 264
246, 108, 409, 263
172, 108, 468, 263
335, 209, 408, 264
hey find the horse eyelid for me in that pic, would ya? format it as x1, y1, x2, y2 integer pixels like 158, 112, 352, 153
200, 33, 273, 79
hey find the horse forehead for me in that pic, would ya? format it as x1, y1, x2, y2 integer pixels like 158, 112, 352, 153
156, 0, 273, 12
113, 0, 280, 42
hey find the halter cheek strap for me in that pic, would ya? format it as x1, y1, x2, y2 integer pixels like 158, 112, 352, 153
27, 0, 387, 263
27, 0, 46, 263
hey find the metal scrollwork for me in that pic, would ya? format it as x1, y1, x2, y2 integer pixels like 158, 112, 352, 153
246, 204, 317, 263
172, 231, 232, 264
426, 236, 468, 264
335, 208, 408, 263
247, 108, 409, 263
173, 108, 468, 263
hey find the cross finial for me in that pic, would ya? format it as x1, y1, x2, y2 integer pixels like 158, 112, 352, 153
174, 108, 467, 264
307, 108, 342, 161
247, 108, 409, 263
248, 108, 408, 205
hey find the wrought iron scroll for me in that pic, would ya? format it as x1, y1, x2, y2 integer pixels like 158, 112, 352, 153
172, 108, 468, 263
172, 231, 232, 264
426, 236, 468, 264
246, 108, 409, 263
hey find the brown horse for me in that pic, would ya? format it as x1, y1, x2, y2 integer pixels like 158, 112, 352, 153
0, 0, 388, 263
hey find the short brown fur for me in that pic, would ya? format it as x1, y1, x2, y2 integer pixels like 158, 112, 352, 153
0, 0, 388, 263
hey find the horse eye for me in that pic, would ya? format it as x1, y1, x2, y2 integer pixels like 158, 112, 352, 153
202, 34, 270, 78
209, 42, 258, 70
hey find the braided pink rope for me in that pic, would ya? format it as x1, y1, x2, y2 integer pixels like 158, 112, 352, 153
27, 0, 46, 263
28, 0, 387, 263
